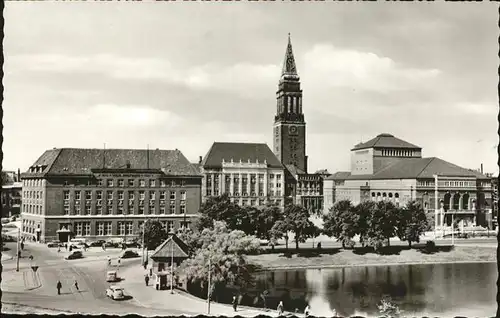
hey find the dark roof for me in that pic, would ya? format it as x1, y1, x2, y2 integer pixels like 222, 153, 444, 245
26, 148, 200, 176
347, 157, 488, 180
325, 171, 351, 180
281, 34, 299, 79
315, 169, 331, 176
201, 142, 283, 169
352, 134, 421, 151
285, 164, 306, 176
150, 235, 190, 260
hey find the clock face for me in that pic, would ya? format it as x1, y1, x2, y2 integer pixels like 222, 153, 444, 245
289, 125, 298, 135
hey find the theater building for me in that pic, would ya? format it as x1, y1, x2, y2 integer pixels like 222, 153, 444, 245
200, 142, 287, 208
20, 148, 202, 243
327, 133, 493, 229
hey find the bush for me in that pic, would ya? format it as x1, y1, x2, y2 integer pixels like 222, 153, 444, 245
425, 240, 436, 249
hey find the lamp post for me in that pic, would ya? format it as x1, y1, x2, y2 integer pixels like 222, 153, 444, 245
433, 175, 439, 240
207, 257, 211, 315
16, 227, 20, 272
170, 231, 174, 294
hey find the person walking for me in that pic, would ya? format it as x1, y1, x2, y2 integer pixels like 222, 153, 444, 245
232, 295, 238, 312
107, 256, 111, 267
57, 281, 62, 295
304, 305, 310, 317
20, 242, 24, 250
145, 275, 150, 286
74, 280, 79, 292
277, 301, 284, 316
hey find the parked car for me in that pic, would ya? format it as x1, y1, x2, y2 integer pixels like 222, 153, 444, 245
120, 250, 140, 259
106, 270, 119, 282
65, 250, 83, 260
89, 240, 106, 247
105, 241, 120, 248
106, 285, 125, 300
47, 240, 61, 248
124, 240, 141, 248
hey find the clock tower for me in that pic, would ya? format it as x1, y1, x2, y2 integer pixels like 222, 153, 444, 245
273, 34, 308, 173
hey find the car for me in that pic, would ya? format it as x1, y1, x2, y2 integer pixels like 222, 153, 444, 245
105, 241, 120, 248
65, 250, 83, 260
89, 240, 106, 247
106, 285, 125, 300
47, 240, 61, 248
106, 270, 119, 282
120, 250, 140, 259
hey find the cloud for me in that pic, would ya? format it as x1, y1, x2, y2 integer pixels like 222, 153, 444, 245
302, 44, 441, 92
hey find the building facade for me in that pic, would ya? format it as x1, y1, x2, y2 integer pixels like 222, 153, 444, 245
200, 142, 286, 208
20, 148, 202, 243
2, 182, 22, 218
327, 134, 494, 229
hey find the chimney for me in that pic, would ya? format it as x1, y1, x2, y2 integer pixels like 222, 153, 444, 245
198, 156, 202, 164
481, 163, 483, 174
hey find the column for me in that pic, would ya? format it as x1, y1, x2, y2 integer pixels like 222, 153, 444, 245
221, 173, 226, 194
211, 174, 215, 195
449, 193, 454, 211
247, 173, 251, 195
264, 172, 268, 201
458, 193, 462, 211
256, 174, 260, 197
230, 173, 234, 196
239, 173, 243, 195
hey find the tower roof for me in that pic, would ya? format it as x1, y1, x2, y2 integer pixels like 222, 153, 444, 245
351, 133, 421, 151
281, 33, 299, 80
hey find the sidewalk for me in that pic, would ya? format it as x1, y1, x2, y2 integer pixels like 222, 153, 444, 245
2, 268, 41, 292
118, 265, 278, 317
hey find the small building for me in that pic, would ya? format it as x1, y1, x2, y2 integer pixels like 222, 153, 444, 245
150, 234, 190, 290
2, 181, 22, 218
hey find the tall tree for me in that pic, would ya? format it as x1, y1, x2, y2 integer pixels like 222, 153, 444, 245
255, 203, 284, 241
394, 201, 429, 248
355, 201, 376, 248
283, 204, 318, 251
366, 201, 399, 250
140, 219, 169, 250
196, 194, 244, 232
1, 171, 12, 186
323, 200, 357, 249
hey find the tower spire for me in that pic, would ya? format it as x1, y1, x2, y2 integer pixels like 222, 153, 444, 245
281, 33, 298, 79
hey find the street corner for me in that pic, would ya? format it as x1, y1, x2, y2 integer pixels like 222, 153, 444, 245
23, 269, 42, 291
1, 270, 26, 292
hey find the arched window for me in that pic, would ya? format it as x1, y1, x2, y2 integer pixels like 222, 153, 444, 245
395, 193, 399, 198
389, 193, 393, 198
372, 192, 376, 197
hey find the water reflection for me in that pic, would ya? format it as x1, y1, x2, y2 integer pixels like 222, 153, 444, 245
254, 262, 496, 317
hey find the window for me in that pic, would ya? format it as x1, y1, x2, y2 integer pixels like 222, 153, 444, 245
118, 191, 124, 200
85, 206, 91, 215
139, 180, 146, 187
64, 206, 69, 215
180, 180, 186, 187
139, 206, 144, 214
117, 207, 123, 215
150, 180, 156, 187
128, 179, 134, 187
139, 191, 145, 200
63, 191, 70, 200
149, 191, 156, 200
170, 180, 176, 187
169, 201, 176, 214
107, 191, 113, 200
160, 207, 166, 214
160, 191, 166, 200
250, 199, 256, 206
276, 190, 282, 196
118, 179, 124, 187
160, 180, 166, 187
76, 223, 83, 236
129, 206, 134, 215
126, 222, 133, 235
180, 190, 186, 200
242, 199, 248, 206
75, 206, 81, 215
180, 201, 186, 214
180, 221, 191, 230
85, 191, 92, 200
97, 179, 103, 186
97, 222, 105, 236
105, 222, 112, 236
270, 174, 274, 179
96, 191, 103, 200
170, 191, 176, 200
259, 199, 264, 206
107, 205, 113, 214
118, 222, 126, 235
83, 223, 91, 236
96, 206, 102, 215
149, 206, 155, 214
167, 221, 174, 233
107, 179, 113, 187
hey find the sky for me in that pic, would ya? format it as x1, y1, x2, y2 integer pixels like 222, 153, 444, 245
4, 2, 499, 175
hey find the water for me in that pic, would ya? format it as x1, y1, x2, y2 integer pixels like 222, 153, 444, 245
253, 262, 497, 317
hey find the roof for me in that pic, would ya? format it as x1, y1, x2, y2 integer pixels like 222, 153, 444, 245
201, 142, 284, 169
325, 171, 351, 180
150, 235, 190, 260
352, 133, 421, 151
347, 157, 489, 180
2, 182, 22, 189
25, 148, 201, 176
315, 169, 331, 176
285, 164, 306, 176
281, 34, 299, 79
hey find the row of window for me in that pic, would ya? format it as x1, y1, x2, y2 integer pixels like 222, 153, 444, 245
371, 192, 400, 199
23, 190, 43, 200
207, 190, 283, 197
72, 220, 190, 237
206, 173, 282, 182
23, 179, 43, 188
23, 204, 43, 215
63, 190, 186, 201
63, 201, 187, 215
381, 149, 417, 157
277, 95, 302, 114
237, 198, 282, 206
96, 179, 186, 188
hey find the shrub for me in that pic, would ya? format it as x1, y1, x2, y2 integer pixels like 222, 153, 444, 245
425, 240, 436, 249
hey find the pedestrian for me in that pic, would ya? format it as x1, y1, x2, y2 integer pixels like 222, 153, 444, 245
118, 257, 121, 266
74, 280, 79, 292
21, 242, 24, 250
57, 246, 61, 253
232, 295, 238, 312
304, 305, 310, 317
57, 280, 62, 295
107, 256, 111, 266
145, 275, 150, 286
277, 301, 284, 316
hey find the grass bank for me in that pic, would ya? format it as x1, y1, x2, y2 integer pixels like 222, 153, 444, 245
247, 245, 496, 270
